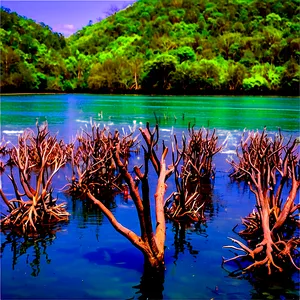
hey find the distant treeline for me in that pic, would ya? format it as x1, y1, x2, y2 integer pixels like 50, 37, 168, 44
1, 0, 299, 95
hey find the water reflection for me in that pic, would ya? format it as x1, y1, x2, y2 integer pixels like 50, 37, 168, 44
248, 271, 300, 300
71, 198, 104, 227
1, 94, 299, 299
170, 180, 222, 263
172, 223, 204, 264
0, 228, 58, 277
83, 246, 144, 272
132, 265, 165, 300
223, 265, 300, 299
69, 191, 118, 223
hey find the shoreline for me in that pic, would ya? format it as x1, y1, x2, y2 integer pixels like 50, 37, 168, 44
1, 92, 68, 96
1, 92, 298, 97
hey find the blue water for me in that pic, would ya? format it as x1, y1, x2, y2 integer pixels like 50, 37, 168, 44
0, 94, 299, 299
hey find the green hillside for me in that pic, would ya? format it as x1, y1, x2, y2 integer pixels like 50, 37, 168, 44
0, 7, 71, 92
1, 0, 300, 94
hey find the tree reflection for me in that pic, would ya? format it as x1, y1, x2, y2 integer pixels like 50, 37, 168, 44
131, 210, 213, 299
132, 263, 165, 300
171, 222, 206, 264
170, 180, 217, 263
222, 262, 300, 299
71, 198, 105, 226
0, 227, 59, 277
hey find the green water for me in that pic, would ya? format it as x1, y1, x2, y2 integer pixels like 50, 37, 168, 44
1, 94, 299, 135
0, 94, 299, 300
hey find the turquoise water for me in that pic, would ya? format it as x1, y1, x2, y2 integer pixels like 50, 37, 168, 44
0, 94, 299, 299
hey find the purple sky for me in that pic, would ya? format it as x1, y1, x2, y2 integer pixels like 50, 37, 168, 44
1, 1, 136, 36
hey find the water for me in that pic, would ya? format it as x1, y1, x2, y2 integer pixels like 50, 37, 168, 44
0, 94, 299, 299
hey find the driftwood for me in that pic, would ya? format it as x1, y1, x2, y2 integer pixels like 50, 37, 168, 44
223, 129, 300, 274
0, 122, 69, 235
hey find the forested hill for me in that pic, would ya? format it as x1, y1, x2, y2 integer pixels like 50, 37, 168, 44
1, 0, 300, 95
0, 7, 70, 92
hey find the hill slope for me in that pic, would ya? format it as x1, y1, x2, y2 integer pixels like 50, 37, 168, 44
1, 0, 299, 94
0, 7, 72, 92
67, 0, 300, 94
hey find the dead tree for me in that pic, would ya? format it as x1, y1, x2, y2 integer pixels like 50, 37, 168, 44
185, 125, 224, 179
66, 123, 138, 200
0, 139, 9, 188
0, 139, 8, 156
0, 122, 69, 235
86, 123, 179, 269
165, 125, 226, 222
65, 122, 174, 268
223, 129, 300, 274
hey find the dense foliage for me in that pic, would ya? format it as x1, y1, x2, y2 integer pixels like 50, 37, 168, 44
1, 0, 299, 94
0, 7, 70, 92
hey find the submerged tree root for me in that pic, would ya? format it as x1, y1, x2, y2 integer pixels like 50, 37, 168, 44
165, 125, 226, 223
224, 129, 300, 274
0, 121, 70, 236
1, 198, 69, 234
223, 236, 300, 275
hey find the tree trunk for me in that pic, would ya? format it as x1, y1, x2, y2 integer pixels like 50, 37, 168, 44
134, 70, 138, 90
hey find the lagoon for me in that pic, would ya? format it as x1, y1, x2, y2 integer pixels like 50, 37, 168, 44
0, 94, 299, 299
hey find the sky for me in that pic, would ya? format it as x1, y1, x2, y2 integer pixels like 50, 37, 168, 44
1, 0, 137, 36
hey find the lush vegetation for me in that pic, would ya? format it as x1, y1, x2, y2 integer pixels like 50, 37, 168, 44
1, 0, 299, 94
0, 7, 69, 92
